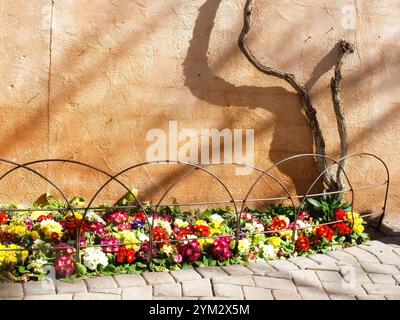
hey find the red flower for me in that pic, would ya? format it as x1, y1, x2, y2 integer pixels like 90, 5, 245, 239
134, 212, 147, 222
270, 217, 287, 230
125, 249, 136, 263
295, 236, 310, 253
37, 214, 54, 222
0, 212, 8, 224
153, 226, 168, 242
335, 209, 348, 222
174, 227, 192, 240
193, 225, 211, 237
298, 211, 310, 221
315, 225, 334, 241
334, 222, 352, 235
116, 248, 127, 264
50, 232, 60, 241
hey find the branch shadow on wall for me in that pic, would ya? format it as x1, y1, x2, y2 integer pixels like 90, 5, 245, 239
183, 0, 328, 197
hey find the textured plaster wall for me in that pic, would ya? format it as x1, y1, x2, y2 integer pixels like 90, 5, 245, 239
0, 1, 399, 224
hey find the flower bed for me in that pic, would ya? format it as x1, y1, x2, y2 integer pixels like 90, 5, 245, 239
0, 193, 368, 282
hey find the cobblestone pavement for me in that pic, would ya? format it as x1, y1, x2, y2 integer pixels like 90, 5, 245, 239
1, 237, 400, 300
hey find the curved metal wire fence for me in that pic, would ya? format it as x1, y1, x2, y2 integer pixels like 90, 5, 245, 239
0, 153, 390, 263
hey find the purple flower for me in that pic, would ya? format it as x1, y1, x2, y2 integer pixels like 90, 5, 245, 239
132, 220, 145, 229
211, 238, 232, 262
55, 255, 75, 278
179, 240, 202, 263
99, 237, 120, 253
56, 242, 75, 256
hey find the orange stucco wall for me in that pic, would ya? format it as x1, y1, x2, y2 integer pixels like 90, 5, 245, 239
0, 1, 399, 225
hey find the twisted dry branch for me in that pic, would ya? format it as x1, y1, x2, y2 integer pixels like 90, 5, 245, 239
238, 0, 354, 192
331, 40, 355, 190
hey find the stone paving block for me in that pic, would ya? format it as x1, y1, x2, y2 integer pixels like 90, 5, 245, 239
212, 275, 254, 286
343, 247, 380, 264
368, 273, 396, 284
24, 279, 56, 295
297, 286, 329, 300
326, 250, 360, 266
153, 283, 181, 297
356, 295, 386, 300
85, 276, 118, 292
24, 294, 73, 300
153, 297, 197, 300
360, 262, 399, 275
265, 271, 292, 280
247, 261, 276, 275
198, 297, 235, 300
316, 270, 343, 282
322, 282, 366, 295
182, 279, 212, 297
329, 294, 356, 300
213, 283, 243, 299
309, 254, 339, 267
242, 286, 273, 300
339, 266, 372, 285
272, 290, 301, 300
121, 286, 152, 300
74, 292, 121, 300
0, 297, 23, 300
195, 267, 229, 279
113, 274, 146, 288
268, 260, 299, 272
0, 282, 23, 298
290, 270, 321, 287
90, 288, 122, 294
56, 280, 87, 294
393, 274, 400, 284
359, 244, 400, 265
222, 264, 253, 276
288, 256, 319, 270
253, 276, 296, 290
361, 240, 396, 253
385, 295, 400, 300
362, 283, 400, 295
142, 271, 175, 284
170, 269, 202, 282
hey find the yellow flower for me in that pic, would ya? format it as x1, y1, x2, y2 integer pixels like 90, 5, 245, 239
198, 238, 214, 249
195, 220, 208, 226
237, 239, 250, 253
267, 236, 281, 248
353, 224, 364, 234
31, 231, 40, 240
66, 212, 83, 220
212, 221, 221, 229
40, 220, 63, 240
0, 244, 27, 266
114, 230, 140, 250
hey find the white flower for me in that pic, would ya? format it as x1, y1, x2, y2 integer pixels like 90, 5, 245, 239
209, 214, 223, 223
174, 218, 189, 228
82, 247, 109, 271
137, 231, 149, 242
253, 222, 264, 233
32, 239, 53, 252
262, 244, 276, 259
85, 211, 105, 224
27, 257, 47, 273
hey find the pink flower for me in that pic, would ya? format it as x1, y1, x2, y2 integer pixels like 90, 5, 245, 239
55, 255, 75, 278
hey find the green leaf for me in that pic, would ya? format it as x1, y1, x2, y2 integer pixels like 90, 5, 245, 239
307, 198, 321, 208
76, 263, 87, 276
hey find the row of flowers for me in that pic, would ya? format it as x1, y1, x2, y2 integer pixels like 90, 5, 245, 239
0, 194, 368, 281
